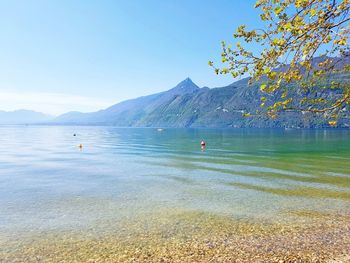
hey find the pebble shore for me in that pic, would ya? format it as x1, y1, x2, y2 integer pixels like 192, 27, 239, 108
1, 210, 349, 262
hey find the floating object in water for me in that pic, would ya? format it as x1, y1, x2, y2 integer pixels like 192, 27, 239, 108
73, 134, 77, 136
157, 128, 164, 132
78, 144, 83, 150
200, 140, 206, 152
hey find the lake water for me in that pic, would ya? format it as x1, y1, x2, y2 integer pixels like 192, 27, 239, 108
0, 126, 349, 261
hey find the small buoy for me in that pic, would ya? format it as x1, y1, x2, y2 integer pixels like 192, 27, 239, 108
200, 140, 206, 152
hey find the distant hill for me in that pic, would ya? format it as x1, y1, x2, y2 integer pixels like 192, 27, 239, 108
0, 110, 53, 124
53, 74, 350, 128
54, 78, 204, 126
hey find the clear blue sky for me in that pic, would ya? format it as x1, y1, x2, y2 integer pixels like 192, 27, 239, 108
0, 0, 260, 115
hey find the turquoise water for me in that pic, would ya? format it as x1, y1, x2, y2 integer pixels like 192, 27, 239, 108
0, 126, 350, 239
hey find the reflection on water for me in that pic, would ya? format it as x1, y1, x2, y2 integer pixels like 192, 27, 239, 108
0, 126, 349, 261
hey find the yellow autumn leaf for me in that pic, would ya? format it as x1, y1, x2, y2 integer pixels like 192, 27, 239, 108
274, 6, 283, 15
260, 84, 267, 91
310, 9, 317, 17
328, 121, 337, 126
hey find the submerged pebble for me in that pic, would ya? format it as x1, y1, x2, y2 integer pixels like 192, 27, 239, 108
1, 210, 349, 262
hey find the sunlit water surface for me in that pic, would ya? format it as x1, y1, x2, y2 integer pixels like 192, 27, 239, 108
0, 126, 349, 261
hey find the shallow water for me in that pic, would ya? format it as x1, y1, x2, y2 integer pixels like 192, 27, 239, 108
0, 126, 349, 261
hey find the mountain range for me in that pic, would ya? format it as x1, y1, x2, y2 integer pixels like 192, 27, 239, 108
0, 110, 52, 125
51, 75, 349, 128
2, 60, 350, 128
